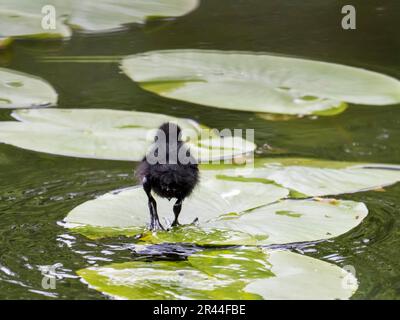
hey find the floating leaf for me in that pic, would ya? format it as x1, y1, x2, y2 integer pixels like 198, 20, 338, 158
121, 50, 400, 115
0, 108, 255, 161
65, 0, 200, 32
78, 248, 357, 300
0, 0, 199, 46
64, 174, 366, 245
204, 158, 400, 197
0, 68, 57, 108
65, 178, 289, 243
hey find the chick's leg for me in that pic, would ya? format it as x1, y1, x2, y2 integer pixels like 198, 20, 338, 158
172, 198, 183, 227
143, 179, 164, 231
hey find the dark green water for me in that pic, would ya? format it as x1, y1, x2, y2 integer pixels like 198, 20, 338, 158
0, 0, 399, 299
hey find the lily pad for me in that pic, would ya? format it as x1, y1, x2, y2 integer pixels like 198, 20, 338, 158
0, 68, 58, 108
204, 159, 400, 197
77, 248, 357, 299
64, 175, 367, 245
0, 0, 199, 46
0, 108, 255, 161
121, 50, 400, 115
65, 178, 289, 243
66, 0, 200, 32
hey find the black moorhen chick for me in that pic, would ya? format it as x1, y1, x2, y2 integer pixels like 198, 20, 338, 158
136, 122, 199, 231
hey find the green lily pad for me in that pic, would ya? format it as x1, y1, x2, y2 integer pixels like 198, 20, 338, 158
204, 159, 400, 197
65, 178, 289, 241
0, 68, 58, 108
0, 108, 255, 161
0, 0, 199, 46
65, 0, 200, 32
121, 50, 400, 116
77, 248, 358, 299
64, 174, 367, 245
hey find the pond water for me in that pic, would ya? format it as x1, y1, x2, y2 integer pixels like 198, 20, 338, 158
0, 0, 399, 299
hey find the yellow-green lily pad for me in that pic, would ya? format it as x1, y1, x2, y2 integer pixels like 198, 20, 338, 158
78, 248, 358, 300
